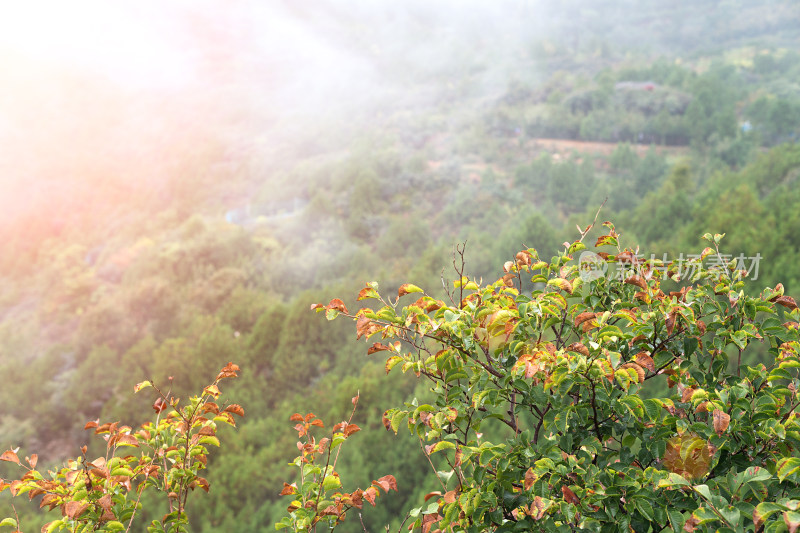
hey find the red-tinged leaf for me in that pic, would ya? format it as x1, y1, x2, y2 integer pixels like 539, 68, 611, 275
289, 413, 304, 422
620, 362, 645, 383
529, 496, 549, 520
310, 303, 324, 311
547, 278, 573, 294
625, 275, 647, 290
424, 491, 442, 502
0, 451, 20, 465
97, 494, 113, 510
224, 404, 245, 417
311, 419, 324, 428
368, 343, 392, 355
455, 447, 463, 467
327, 298, 348, 314
595, 234, 618, 247
152, 398, 167, 414
666, 311, 676, 336
683, 517, 699, 532
64, 501, 89, 519
574, 312, 597, 328
398, 283, 423, 297
27, 454, 37, 469
217, 362, 240, 379
443, 490, 457, 504
775, 296, 799, 311
524, 467, 537, 490
195, 477, 210, 492
561, 485, 580, 505
567, 342, 590, 356
699, 247, 714, 260
374, 474, 398, 492
382, 412, 391, 431
357, 286, 380, 300
350, 487, 362, 509
203, 384, 221, 399
786, 511, 800, 533
634, 352, 655, 373
356, 315, 383, 340
713, 409, 730, 436
279, 482, 297, 496
320, 504, 339, 516
697, 320, 707, 335
84, 419, 99, 430
363, 486, 378, 506
421, 512, 442, 533
133, 380, 152, 393
503, 260, 515, 273
115, 434, 139, 447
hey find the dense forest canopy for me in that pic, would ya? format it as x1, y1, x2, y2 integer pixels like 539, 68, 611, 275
1, 1, 800, 530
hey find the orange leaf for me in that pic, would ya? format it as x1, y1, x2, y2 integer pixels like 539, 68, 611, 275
327, 299, 348, 314
634, 352, 655, 373
373, 474, 398, 492
0, 450, 20, 465
279, 482, 296, 496
524, 467, 537, 490
625, 275, 647, 290
63, 501, 89, 519
567, 342, 590, 356
224, 404, 245, 417
574, 312, 598, 328
621, 362, 645, 383
362, 486, 377, 506
368, 343, 392, 355
713, 409, 730, 436
356, 315, 383, 340
775, 296, 799, 311
561, 485, 580, 505
424, 491, 441, 502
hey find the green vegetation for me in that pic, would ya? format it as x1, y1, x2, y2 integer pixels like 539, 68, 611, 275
318, 224, 800, 532
0, 1, 800, 531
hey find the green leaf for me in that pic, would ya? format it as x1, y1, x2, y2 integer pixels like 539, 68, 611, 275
741, 466, 772, 484
658, 473, 691, 488
635, 499, 655, 522
691, 506, 719, 525
754, 502, 787, 525
104, 522, 126, 532
429, 441, 456, 454
322, 474, 342, 491
777, 457, 800, 482
134, 380, 152, 393
0, 518, 17, 528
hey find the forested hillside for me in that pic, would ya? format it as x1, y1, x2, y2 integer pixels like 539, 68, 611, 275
1, 1, 800, 530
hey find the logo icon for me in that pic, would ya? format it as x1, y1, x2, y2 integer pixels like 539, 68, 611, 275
578, 251, 607, 281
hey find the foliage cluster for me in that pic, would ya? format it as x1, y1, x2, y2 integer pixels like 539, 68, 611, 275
0, 364, 243, 533
317, 222, 800, 532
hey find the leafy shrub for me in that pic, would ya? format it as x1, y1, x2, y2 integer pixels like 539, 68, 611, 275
0, 363, 243, 533
316, 221, 800, 532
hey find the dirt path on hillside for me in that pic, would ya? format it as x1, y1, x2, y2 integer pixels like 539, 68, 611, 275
528, 138, 688, 157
